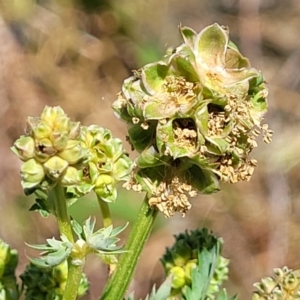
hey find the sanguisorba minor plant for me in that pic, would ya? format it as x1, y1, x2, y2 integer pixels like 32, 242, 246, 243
3, 23, 278, 300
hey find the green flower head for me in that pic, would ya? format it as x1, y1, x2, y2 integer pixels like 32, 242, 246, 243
161, 229, 229, 299
68, 125, 133, 202
20, 261, 89, 300
12, 106, 87, 194
0, 239, 19, 300
113, 23, 272, 217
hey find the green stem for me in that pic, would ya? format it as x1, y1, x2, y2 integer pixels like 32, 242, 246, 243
100, 196, 158, 300
49, 183, 74, 243
49, 184, 84, 300
63, 258, 84, 300
97, 195, 112, 227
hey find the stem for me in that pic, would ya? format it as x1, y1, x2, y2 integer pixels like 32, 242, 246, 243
63, 258, 84, 300
97, 195, 112, 227
49, 184, 83, 300
100, 196, 158, 300
49, 183, 74, 243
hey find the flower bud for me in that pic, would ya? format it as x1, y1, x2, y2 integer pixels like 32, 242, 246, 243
12, 106, 92, 193
70, 125, 133, 202
161, 229, 228, 299
20, 261, 89, 299
43, 156, 68, 180
29, 119, 52, 140
61, 166, 82, 186
57, 140, 86, 165
21, 158, 45, 189
0, 239, 19, 300
11, 136, 35, 161
169, 266, 186, 289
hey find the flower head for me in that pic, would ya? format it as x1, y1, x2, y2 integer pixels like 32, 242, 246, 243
12, 107, 133, 203
161, 229, 229, 299
252, 267, 300, 299
12, 106, 87, 193
68, 125, 133, 202
20, 261, 89, 299
0, 239, 19, 300
113, 23, 272, 217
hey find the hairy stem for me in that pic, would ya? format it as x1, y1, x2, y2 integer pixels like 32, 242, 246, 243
63, 258, 84, 300
100, 196, 158, 300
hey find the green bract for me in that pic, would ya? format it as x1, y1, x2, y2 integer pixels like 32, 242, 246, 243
113, 23, 272, 217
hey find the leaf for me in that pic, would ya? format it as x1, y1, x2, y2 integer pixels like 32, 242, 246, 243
124, 278, 172, 300
71, 218, 83, 239
148, 277, 172, 300
183, 243, 219, 300
215, 289, 238, 300
26, 236, 73, 268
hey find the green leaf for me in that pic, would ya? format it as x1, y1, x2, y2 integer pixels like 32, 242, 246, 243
71, 219, 83, 239
146, 278, 172, 300
26, 236, 73, 268
183, 244, 219, 300
81, 218, 128, 254
215, 289, 238, 300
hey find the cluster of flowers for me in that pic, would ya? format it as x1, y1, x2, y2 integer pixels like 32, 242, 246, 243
12, 106, 133, 203
113, 23, 272, 217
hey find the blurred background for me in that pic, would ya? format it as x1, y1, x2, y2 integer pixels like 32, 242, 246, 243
0, 0, 300, 298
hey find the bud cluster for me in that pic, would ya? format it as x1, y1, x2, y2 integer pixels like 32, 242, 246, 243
161, 229, 228, 299
12, 106, 133, 202
20, 261, 89, 300
0, 239, 19, 300
113, 23, 272, 217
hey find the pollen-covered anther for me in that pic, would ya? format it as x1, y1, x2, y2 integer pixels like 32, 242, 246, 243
247, 136, 258, 148
218, 155, 258, 183
132, 117, 140, 124
200, 145, 208, 154
208, 111, 228, 136
261, 124, 273, 144
141, 122, 149, 130
173, 119, 197, 149
148, 177, 196, 218
159, 118, 168, 126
